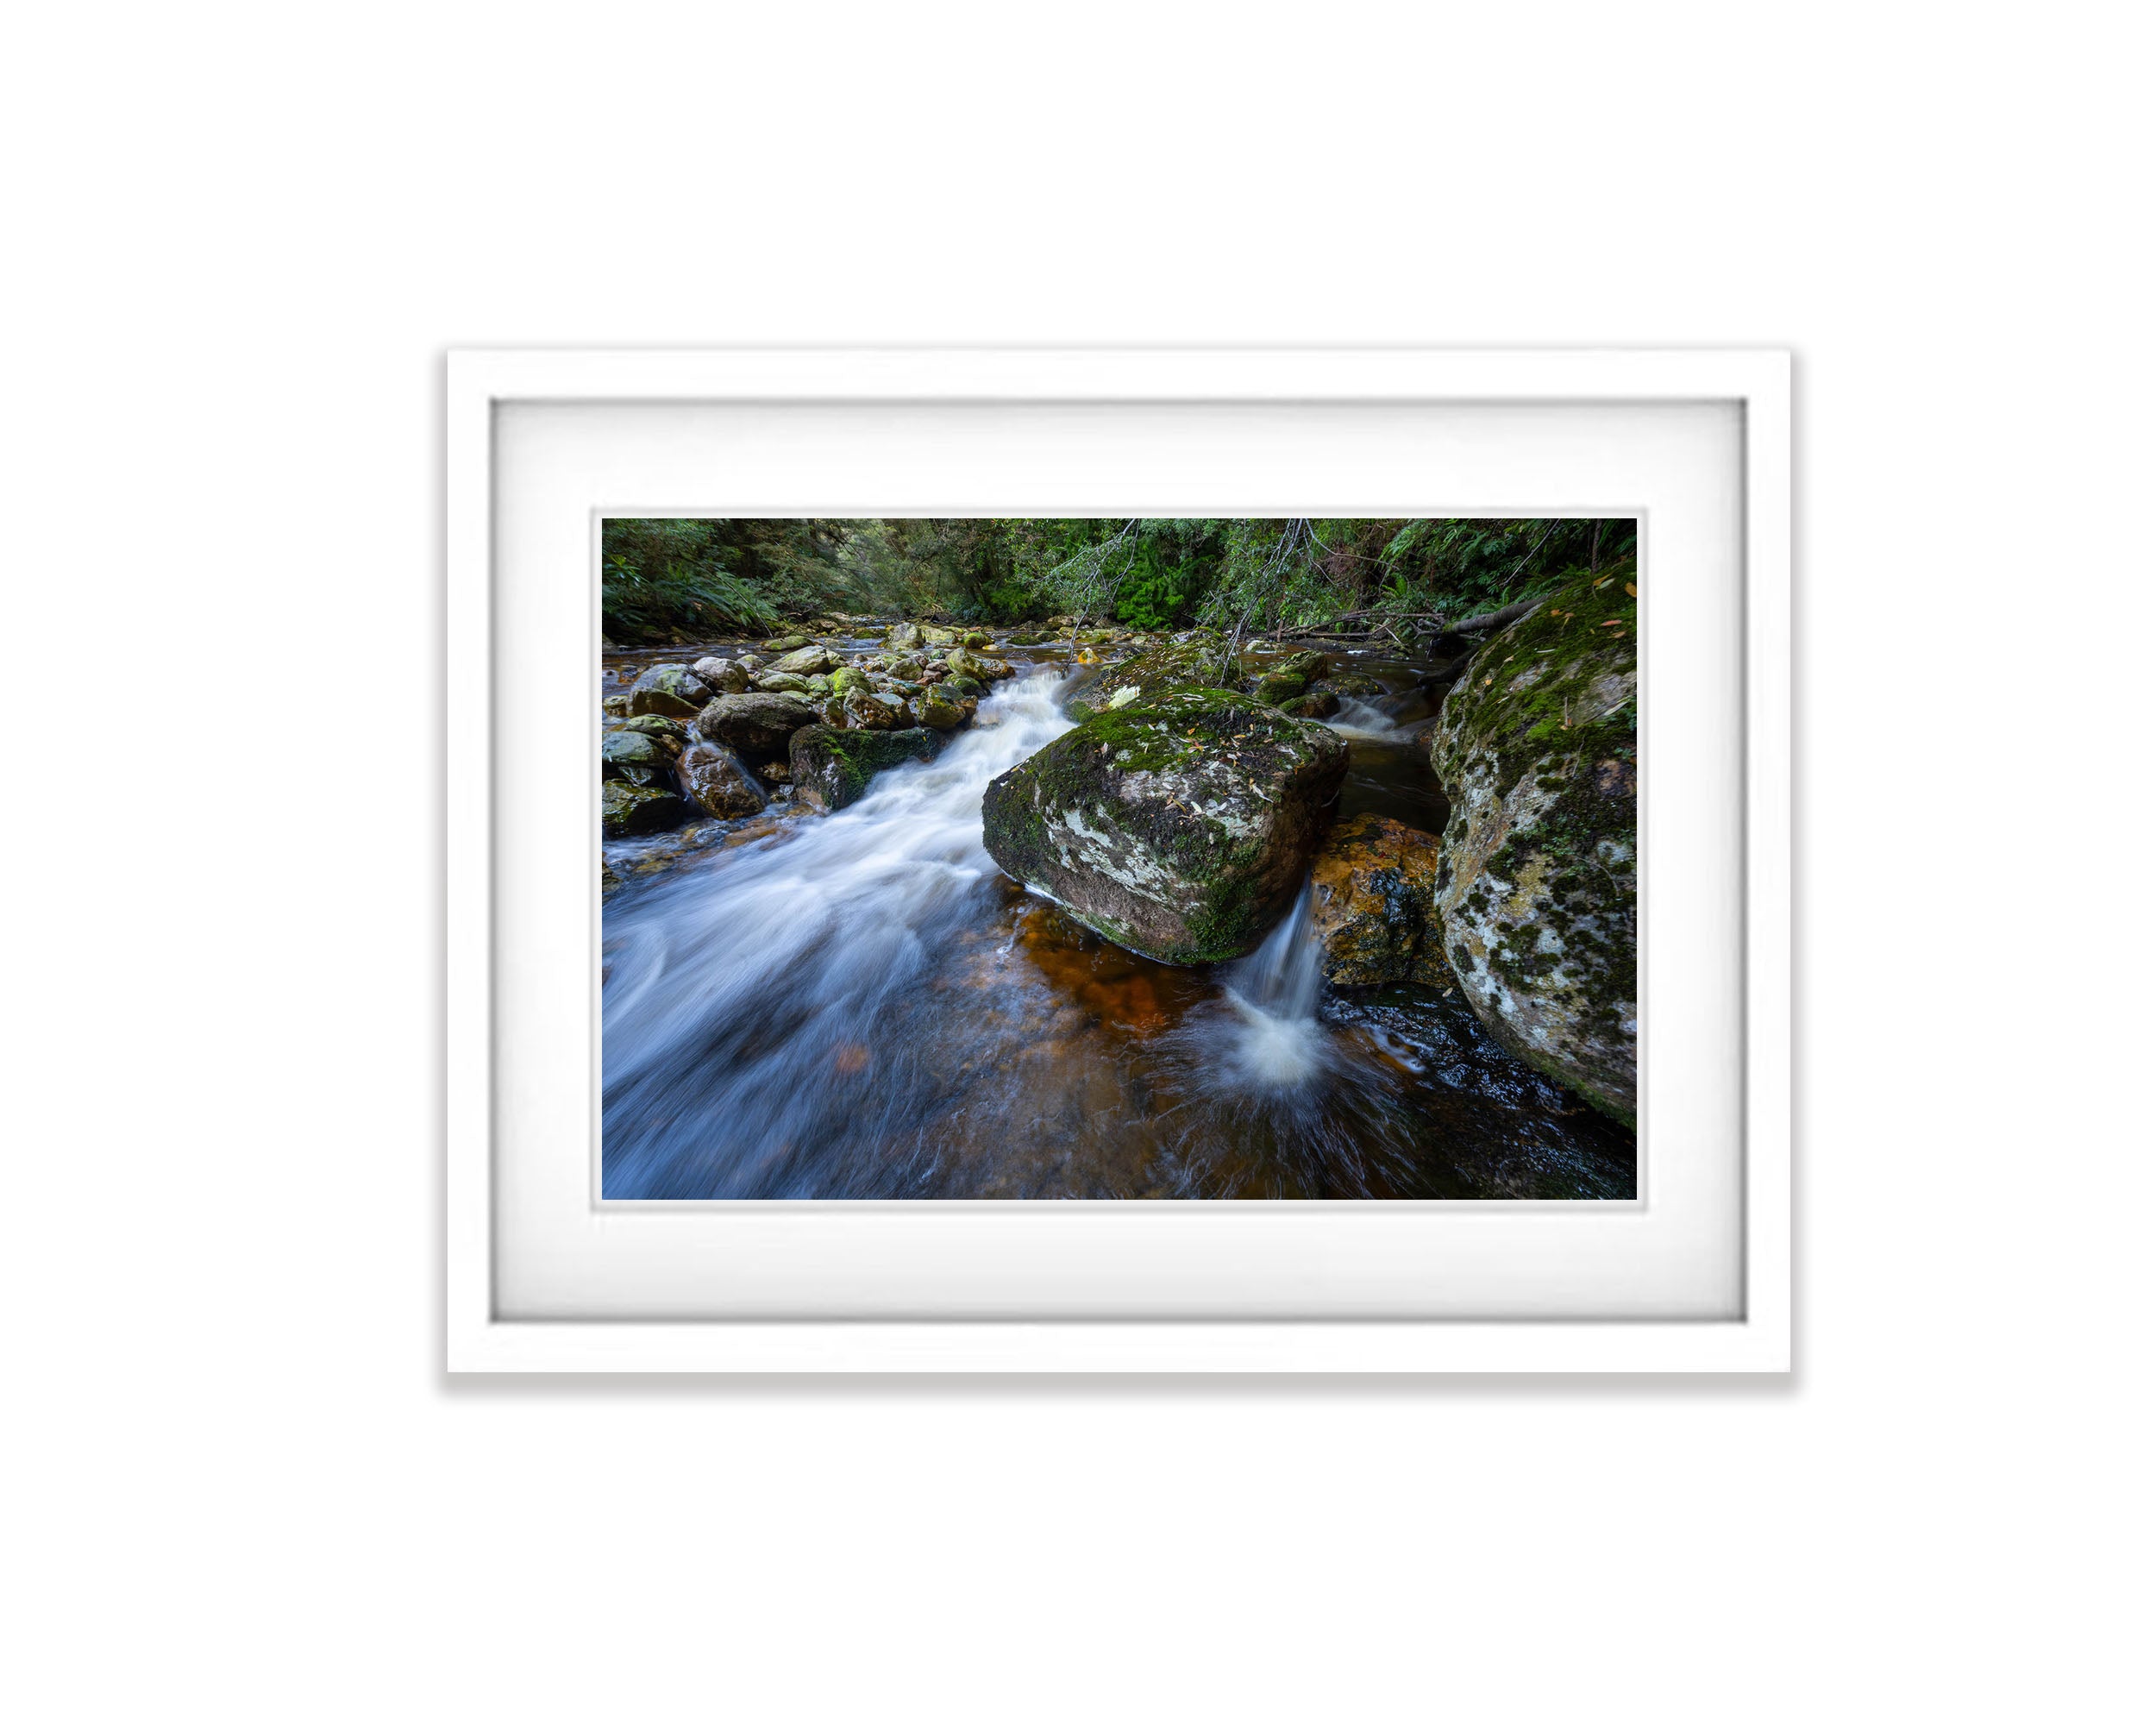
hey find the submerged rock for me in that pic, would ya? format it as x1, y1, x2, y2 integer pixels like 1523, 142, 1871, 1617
1429, 571, 1638, 1123
981, 687, 1347, 964
624, 663, 711, 718
789, 724, 944, 811
693, 691, 822, 757
677, 741, 768, 818
601, 779, 690, 837
1308, 813, 1451, 988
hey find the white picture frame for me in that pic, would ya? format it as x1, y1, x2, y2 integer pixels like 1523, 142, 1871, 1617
448, 348, 1790, 1373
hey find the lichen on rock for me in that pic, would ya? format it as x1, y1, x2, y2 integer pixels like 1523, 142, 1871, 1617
981, 687, 1347, 964
1428, 570, 1638, 1123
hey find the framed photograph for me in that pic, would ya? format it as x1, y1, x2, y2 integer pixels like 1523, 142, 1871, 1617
447, 348, 1789, 1371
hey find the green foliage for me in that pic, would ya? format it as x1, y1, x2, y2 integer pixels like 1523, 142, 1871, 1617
599, 515, 1639, 644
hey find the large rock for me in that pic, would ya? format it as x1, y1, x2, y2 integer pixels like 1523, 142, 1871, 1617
944, 646, 1014, 682
754, 671, 814, 694
601, 780, 689, 837
693, 691, 822, 757
912, 687, 974, 731
691, 656, 750, 694
789, 724, 944, 812
1429, 572, 1638, 1122
676, 741, 768, 818
1071, 632, 1231, 708
768, 643, 838, 677
1308, 813, 1450, 987
600, 729, 672, 786
624, 663, 710, 718
884, 621, 922, 650
981, 688, 1347, 964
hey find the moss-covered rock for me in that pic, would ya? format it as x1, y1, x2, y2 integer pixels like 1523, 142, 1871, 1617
691, 656, 750, 694
789, 724, 945, 811
1279, 689, 1340, 720
1308, 813, 1450, 988
624, 663, 711, 718
912, 687, 973, 731
693, 691, 822, 757
601, 779, 690, 837
1428, 570, 1637, 1122
753, 671, 813, 694
945, 647, 1013, 682
884, 621, 923, 650
600, 729, 671, 785
1313, 672, 1387, 699
760, 634, 810, 654
1250, 670, 1308, 706
1069, 631, 1231, 708
677, 741, 768, 818
616, 713, 689, 746
981, 687, 1347, 964
768, 644, 838, 677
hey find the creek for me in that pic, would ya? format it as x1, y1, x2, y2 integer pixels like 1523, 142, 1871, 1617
600, 633, 1633, 1199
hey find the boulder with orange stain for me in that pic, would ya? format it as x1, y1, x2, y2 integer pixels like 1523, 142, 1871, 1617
1307, 812, 1451, 988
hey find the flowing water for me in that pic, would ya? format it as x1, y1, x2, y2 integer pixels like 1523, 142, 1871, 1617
601, 639, 1633, 1200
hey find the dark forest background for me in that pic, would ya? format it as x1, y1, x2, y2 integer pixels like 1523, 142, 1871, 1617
601, 518, 1638, 646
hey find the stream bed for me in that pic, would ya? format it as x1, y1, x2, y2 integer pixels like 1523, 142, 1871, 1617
600, 631, 1634, 1200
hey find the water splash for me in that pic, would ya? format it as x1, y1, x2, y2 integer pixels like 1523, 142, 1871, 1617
1215, 881, 1328, 1088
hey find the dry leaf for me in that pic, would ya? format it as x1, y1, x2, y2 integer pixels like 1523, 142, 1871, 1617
1625, 582, 1637, 597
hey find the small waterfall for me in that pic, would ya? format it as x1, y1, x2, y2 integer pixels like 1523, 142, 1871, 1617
1214, 881, 1328, 1089
1327, 697, 1399, 739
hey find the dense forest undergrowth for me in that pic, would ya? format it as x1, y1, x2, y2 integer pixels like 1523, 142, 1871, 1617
602, 518, 1639, 649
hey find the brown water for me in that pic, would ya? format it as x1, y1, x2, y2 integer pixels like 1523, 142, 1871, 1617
599, 630, 1634, 1200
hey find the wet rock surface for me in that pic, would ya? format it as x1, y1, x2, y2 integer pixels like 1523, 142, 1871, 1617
1430, 571, 1638, 1122
981, 687, 1347, 964
789, 724, 945, 811
1309, 812, 1451, 988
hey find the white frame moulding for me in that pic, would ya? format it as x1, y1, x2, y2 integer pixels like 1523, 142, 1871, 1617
447, 348, 1791, 1374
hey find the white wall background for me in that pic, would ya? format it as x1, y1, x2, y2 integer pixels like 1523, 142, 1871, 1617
4, 4, 2147, 1721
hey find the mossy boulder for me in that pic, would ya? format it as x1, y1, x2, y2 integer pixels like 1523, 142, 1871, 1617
624, 663, 711, 718
677, 741, 768, 818
789, 724, 945, 812
981, 687, 1348, 964
1314, 672, 1387, 699
1308, 813, 1450, 988
693, 691, 822, 757
691, 656, 750, 694
600, 729, 672, 786
837, 687, 905, 731
754, 671, 813, 694
913, 687, 974, 731
1251, 670, 1309, 706
1070, 632, 1231, 707
884, 621, 923, 650
1429, 570, 1638, 1123
616, 714, 689, 747
945, 647, 1014, 682
1280, 689, 1340, 720
828, 666, 872, 695
601, 780, 689, 837
942, 674, 986, 701
768, 643, 839, 677
920, 624, 960, 648
760, 634, 810, 653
